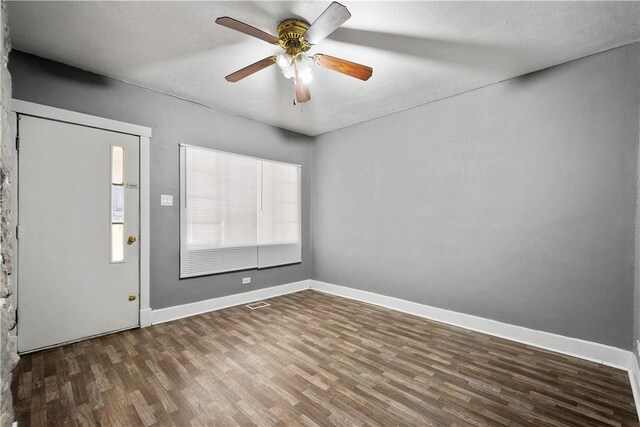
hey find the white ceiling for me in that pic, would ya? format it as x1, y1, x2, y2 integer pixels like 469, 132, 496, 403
7, 1, 640, 136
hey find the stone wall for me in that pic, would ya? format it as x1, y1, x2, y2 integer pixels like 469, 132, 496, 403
0, 2, 17, 426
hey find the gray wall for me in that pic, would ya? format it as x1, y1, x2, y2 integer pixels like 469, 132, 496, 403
9, 44, 640, 350
635, 74, 640, 356
9, 51, 313, 310
312, 43, 640, 350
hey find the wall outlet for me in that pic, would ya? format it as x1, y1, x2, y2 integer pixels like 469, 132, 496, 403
242, 277, 251, 285
160, 195, 173, 206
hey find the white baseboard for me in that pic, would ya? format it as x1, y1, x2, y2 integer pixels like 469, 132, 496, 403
151, 280, 311, 324
309, 280, 633, 371
150, 278, 633, 370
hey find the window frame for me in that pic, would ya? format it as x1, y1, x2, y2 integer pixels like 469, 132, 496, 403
179, 144, 302, 278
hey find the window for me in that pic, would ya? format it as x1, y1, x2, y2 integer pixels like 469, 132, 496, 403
179, 145, 301, 278
258, 160, 301, 268
111, 146, 125, 262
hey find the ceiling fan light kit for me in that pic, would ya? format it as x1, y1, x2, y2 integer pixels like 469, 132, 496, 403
215, 1, 373, 105
277, 53, 313, 83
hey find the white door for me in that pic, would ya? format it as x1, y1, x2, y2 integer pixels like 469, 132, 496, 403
17, 114, 140, 353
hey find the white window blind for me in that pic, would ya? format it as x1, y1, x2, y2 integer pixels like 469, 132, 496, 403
180, 145, 301, 278
258, 160, 302, 268
180, 146, 257, 277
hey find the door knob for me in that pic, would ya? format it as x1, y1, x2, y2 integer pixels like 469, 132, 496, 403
127, 235, 137, 245
129, 294, 136, 302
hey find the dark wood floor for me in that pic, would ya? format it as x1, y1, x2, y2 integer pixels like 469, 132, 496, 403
11, 290, 639, 426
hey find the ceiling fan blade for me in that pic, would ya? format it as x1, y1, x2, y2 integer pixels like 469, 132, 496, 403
313, 54, 373, 81
303, 2, 351, 45
294, 71, 311, 103
225, 56, 277, 82
215, 17, 279, 44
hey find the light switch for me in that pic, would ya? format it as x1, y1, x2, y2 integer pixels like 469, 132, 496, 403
160, 195, 173, 206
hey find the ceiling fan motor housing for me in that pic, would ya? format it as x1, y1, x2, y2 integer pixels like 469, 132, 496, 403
277, 19, 311, 55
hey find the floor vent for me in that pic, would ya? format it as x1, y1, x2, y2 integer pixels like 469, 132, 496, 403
246, 301, 270, 310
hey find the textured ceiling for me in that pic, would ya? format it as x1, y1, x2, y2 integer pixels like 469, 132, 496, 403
7, 1, 640, 136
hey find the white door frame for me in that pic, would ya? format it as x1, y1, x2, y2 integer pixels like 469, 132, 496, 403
10, 99, 153, 329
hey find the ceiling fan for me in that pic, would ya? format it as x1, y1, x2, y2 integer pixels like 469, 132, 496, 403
215, 2, 373, 104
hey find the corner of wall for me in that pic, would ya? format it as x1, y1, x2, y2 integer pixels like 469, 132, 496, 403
626, 58, 640, 419
634, 53, 640, 360
308, 132, 317, 281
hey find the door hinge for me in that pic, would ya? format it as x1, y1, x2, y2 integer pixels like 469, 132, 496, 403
15, 225, 22, 239
15, 135, 19, 151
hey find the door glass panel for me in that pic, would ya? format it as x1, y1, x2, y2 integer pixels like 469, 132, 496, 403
111, 224, 124, 262
111, 146, 125, 262
112, 185, 124, 223
112, 146, 124, 184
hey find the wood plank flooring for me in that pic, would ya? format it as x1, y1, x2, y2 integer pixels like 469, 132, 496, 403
11, 290, 639, 426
